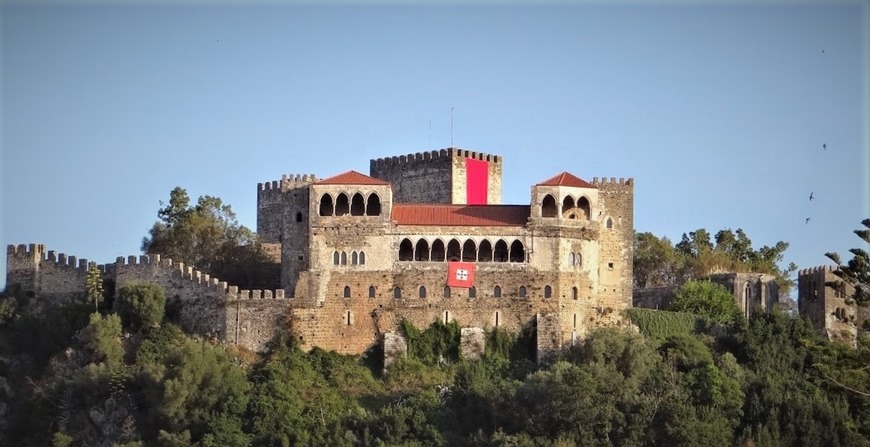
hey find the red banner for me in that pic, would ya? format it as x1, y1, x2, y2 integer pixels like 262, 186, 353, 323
447, 261, 475, 288
465, 158, 488, 205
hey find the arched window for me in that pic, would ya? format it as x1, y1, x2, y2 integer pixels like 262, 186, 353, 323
446, 239, 461, 261
399, 238, 414, 261
577, 196, 591, 220
572, 287, 578, 300
393, 287, 402, 299
509, 240, 525, 263
343, 286, 351, 298
352, 252, 358, 265
563, 196, 576, 219
368, 286, 376, 298
462, 239, 477, 262
478, 239, 493, 262
333, 251, 339, 265
494, 285, 502, 298
335, 193, 350, 216
576, 253, 582, 266
542, 194, 557, 218
419, 286, 427, 299
296, 212, 303, 222
519, 286, 527, 298
359, 251, 366, 265
544, 285, 552, 298
340, 252, 347, 265
606, 217, 613, 229
469, 287, 477, 298
350, 193, 365, 216
366, 193, 382, 216
431, 239, 446, 262
443, 286, 451, 298
415, 239, 430, 261
319, 194, 334, 216
494, 240, 509, 262
569, 253, 575, 265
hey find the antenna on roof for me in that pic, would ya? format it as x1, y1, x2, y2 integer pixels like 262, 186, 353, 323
450, 107, 454, 147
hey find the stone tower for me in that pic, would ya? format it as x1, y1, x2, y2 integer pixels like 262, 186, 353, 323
369, 148, 503, 205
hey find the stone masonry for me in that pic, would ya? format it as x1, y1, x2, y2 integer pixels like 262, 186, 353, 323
7, 147, 635, 360
798, 265, 866, 347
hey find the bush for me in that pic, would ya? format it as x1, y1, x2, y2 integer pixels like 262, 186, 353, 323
116, 282, 166, 330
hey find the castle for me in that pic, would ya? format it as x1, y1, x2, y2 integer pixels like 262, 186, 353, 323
6, 148, 634, 361
797, 265, 868, 347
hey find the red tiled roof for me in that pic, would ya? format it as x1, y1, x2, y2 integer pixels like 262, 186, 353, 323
536, 172, 596, 188
392, 204, 530, 227
316, 170, 390, 185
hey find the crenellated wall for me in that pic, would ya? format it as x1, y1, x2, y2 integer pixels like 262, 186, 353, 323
5, 246, 289, 353
370, 147, 503, 205
798, 265, 862, 347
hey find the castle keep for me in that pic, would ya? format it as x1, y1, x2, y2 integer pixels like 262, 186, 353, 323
7, 148, 634, 360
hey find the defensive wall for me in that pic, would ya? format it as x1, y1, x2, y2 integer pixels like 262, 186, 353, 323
6, 244, 288, 353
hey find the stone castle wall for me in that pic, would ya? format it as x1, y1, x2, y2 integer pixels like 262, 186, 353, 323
798, 265, 862, 346
6, 245, 289, 353
370, 148, 503, 205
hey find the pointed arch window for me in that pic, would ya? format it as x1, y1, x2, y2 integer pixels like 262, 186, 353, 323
335, 193, 350, 216
350, 192, 365, 216
399, 238, 414, 261
493, 285, 502, 298
333, 251, 340, 265
563, 196, 577, 219
419, 286, 427, 299
577, 196, 591, 220
296, 212, 303, 222
494, 240, 509, 262
368, 286, 376, 298
359, 251, 366, 265
478, 239, 493, 262
431, 239, 446, 262
443, 286, 451, 298
343, 286, 351, 298
415, 239, 430, 261
542, 194, 557, 218
519, 286, 527, 298
366, 193, 382, 216
606, 217, 613, 229
351, 251, 358, 265
393, 287, 402, 299
319, 194, 334, 216
340, 252, 347, 265
509, 240, 525, 263
462, 239, 477, 262
572, 287, 578, 300
544, 285, 552, 298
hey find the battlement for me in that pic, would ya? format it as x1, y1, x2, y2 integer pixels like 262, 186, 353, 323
7, 243, 46, 256
798, 265, 836, 276
592, 177, 634, 187
370, 147, 501, 168
258, 174, 318, 191
227, 286, 286, 299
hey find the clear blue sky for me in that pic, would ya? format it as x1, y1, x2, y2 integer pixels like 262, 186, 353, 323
2, 1, 868, 294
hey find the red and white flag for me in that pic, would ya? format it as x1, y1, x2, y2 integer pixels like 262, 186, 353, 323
447, 261, 475, 288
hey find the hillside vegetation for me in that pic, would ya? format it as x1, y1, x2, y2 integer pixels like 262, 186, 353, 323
1, 282, 869, 447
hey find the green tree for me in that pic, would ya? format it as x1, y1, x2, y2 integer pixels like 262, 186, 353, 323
633, 232, 681, 288
116, 282, 166, 330
80, 312, 124, 366
142, 187, 276, 289
85, 261, 104, 312
826, 218, 870, 305
671, 280, 741, 325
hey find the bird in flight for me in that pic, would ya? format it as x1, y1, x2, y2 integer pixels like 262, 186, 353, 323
809, 192, 814, 201
806, 217, 811, 224
823, 143, 827, 151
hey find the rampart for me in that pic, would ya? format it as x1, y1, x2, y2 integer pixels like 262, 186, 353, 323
6, 245, 289, 353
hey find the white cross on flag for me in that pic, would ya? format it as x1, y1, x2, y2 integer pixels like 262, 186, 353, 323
447, 261, 475, 288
